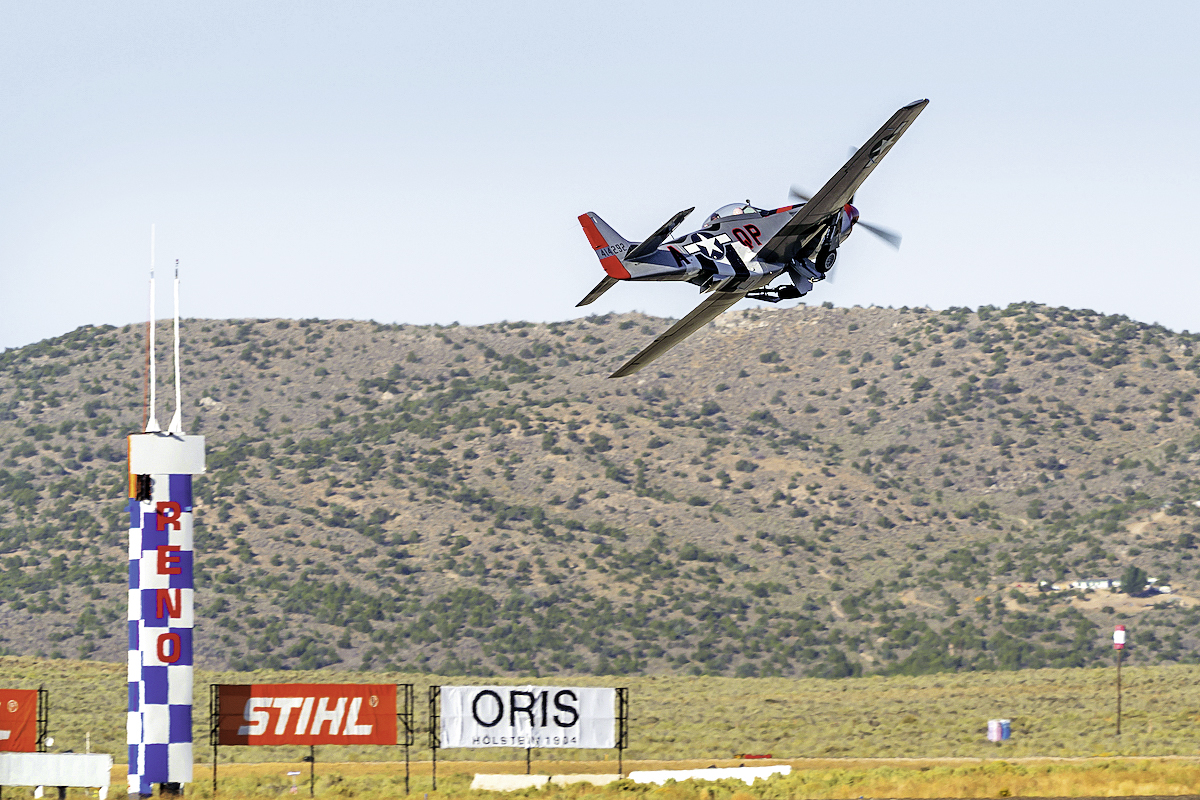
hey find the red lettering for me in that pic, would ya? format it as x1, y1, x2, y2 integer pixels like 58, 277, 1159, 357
157, 632, 181, 663
157, 545, 182, 575
732, 228, 752, 248
156, 588, 182, 619
156, 501, 182, 531
745, 224, 762, 245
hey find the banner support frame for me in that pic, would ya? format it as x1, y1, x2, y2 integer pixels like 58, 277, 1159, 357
616, 687, 629, 778
36, 686, 49, 753
209, 684, 220, 798
306, 746, 315, 797
398, 684, 414, 794
427, 686, 440, 791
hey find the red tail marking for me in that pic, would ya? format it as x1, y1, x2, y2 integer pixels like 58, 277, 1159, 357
579, 214, 630, 279
601, 256, 630, 280
578, 214, 608, 249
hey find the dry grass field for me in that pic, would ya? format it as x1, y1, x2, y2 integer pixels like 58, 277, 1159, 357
7, 656, 1200, 767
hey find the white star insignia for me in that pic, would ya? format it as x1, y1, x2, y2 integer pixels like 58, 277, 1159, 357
868, 134, 897, 165
683, 234, 732, 260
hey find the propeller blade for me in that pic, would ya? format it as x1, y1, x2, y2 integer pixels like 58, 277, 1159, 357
858, 221, 902, 249
788, 186, 812, 203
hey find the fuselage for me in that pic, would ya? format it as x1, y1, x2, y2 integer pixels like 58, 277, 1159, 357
621, 201, 855, 294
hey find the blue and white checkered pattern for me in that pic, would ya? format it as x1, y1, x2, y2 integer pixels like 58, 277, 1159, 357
128, 473, 194, 794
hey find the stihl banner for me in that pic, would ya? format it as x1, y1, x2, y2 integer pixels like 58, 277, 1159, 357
0, 689, 38, 752
216, 684, 397, 745
440, 686, 615, 748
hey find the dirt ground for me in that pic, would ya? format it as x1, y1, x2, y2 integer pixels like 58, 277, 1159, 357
106, 754, 1200, 783
998, 582, 1200, 616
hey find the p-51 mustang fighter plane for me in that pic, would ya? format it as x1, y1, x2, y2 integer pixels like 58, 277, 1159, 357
577, 99, 928, 379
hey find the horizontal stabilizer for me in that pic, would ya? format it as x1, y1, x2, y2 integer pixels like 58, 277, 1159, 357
577, 275, 618, 307
625, 207, 695, 261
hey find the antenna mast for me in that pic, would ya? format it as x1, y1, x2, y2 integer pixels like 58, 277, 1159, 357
168, 260, 184, 433
146, 225, 160, 432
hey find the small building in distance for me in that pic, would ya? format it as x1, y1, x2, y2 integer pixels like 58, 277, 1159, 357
1070, 579, 1117, 591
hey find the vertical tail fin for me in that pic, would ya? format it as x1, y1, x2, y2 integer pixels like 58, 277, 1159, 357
578, 212, 632, 279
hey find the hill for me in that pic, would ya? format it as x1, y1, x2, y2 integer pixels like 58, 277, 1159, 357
3, 302, 1200, 676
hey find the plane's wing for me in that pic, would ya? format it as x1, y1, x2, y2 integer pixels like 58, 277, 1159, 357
758, 99, 928, 265
609, 290, 745, 378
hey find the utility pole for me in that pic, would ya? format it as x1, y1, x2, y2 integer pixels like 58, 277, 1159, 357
1114, 625, 1126, 735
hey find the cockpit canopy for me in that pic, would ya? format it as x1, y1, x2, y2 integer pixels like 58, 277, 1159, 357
706, 203, 759, 225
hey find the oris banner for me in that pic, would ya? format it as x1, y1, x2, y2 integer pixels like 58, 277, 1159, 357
440, 686, 615, 748
0, 689, 39, 752
216, 684, 397, 746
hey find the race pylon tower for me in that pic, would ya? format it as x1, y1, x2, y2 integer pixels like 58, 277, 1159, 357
127, 249, 205, 796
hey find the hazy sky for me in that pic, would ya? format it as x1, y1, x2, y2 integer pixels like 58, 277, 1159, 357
2, 1, 1197, 350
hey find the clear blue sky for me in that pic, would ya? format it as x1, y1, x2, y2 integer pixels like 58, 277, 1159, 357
2, 1, 1197, 350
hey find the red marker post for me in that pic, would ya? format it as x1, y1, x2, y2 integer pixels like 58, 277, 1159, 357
1114, 625, 1126, 735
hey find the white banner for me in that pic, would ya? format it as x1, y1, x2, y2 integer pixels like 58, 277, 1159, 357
0, 753, 113, 792
440, 686, 615, 749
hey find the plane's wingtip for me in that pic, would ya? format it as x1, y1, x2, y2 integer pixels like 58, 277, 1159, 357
609, 364, 638, 379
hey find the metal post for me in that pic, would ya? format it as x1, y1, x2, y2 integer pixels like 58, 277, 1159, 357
1116, 647, 1123, 735
616, 687, 629, 778
310, 746, 315, 797
405, 690, 410, 796
37, 686, 49, 753
428, 687, 440, 791
210, 685, 219, 799
525, 748, 531, 775
399, 684, 414, 795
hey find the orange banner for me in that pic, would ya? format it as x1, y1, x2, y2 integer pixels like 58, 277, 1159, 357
0, 689, 38, 752
217, 684, 397, 746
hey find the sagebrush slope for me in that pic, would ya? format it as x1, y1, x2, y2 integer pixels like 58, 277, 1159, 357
2, 302, 1200, 677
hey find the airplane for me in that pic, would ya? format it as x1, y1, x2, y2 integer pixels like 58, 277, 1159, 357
576, 99, 928, 379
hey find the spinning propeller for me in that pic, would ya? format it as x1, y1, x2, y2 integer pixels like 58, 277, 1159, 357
789, 186, 902, 249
